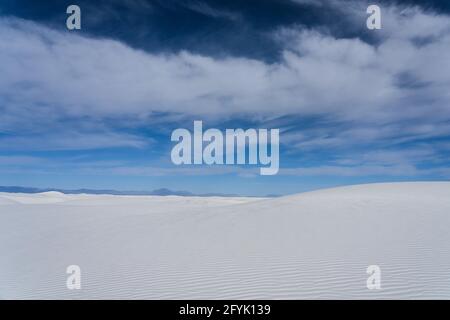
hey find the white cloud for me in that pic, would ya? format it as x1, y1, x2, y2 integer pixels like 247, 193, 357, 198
0, 4, 449, 153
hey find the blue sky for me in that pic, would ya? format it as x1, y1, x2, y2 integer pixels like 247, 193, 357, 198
1, 0, 450, 196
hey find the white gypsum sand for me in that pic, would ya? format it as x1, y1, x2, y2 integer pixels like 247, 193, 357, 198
1, 182, 450, 299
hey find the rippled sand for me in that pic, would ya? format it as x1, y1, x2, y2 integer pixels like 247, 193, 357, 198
1, 182, 450, 299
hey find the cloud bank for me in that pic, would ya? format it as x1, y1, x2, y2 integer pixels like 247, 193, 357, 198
0, 2, 450, 182
1, 7, 449, 120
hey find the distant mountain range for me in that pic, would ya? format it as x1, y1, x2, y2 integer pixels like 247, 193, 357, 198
0, 186, 275, 198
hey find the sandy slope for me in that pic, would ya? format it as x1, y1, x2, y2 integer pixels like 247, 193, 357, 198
1, 182, 450, 299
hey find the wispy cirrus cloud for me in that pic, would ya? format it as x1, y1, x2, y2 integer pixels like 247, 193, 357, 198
0, 131, 149, 151
182, 1, 242, 21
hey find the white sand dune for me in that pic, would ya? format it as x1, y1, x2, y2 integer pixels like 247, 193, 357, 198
1, 182, 450, 299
